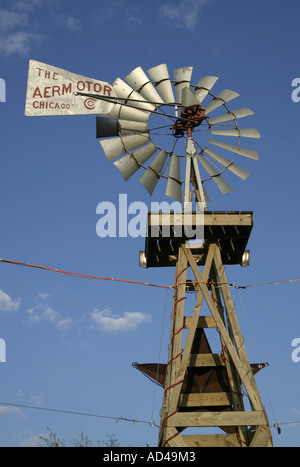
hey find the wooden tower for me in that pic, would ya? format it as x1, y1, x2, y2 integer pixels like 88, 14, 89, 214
137, 211, 273, 448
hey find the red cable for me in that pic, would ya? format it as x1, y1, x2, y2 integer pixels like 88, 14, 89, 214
166, 350, 183, 375
163, 430, 179, 447
0, 258, 233, 290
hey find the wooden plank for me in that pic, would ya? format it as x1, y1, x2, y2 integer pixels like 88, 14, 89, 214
167, 244, 216, 413
182, 434, 240, 447
182, 246, 263, 412
184, 316, 217, 328
167, 411, 268, 427
148, 212, 253, 227
159, 256, 183, 446
164, 428, 187, 448
189, 353, 225, 367
249, 426, 273, 447
210, 263, 248, 445
179, 392, 231, 407
170, 248, 187, 386
213, 246, 266, 411
165, 247, 188, 420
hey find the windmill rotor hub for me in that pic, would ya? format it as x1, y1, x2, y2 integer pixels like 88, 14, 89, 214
171, 104, 206, 138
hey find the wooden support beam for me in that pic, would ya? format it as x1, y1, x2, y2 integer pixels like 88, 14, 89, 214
188, 353, 225, 367
249, 426, 273, 448
182, 246, 264, 412
179, 392, 231, 407
182, 434, 240, 448
167, 244, 216, 414
167, 411, 269, 428
184, 316, 217, 328
163, 428, 187, 448
158, 240, 273, 448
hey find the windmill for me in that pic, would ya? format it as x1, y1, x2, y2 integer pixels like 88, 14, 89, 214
94, 64, 259, 211
25, 61, 273, 447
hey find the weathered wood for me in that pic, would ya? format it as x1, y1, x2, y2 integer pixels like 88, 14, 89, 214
164, 428, 187, 448
182, 434, 240, 448
188, 353, 225, 367
179, 392, 231, 407
184, 316, 217, 328
213, 247, 266, 411
210, 264, 248, 445
167, 411, 268, 428
182, 246, 263, 412
249, 425, 273, 448
169, 248, 187, 387
168, 244, 216, 413
149, 212, 253, 227
159, 257, 183, 447
158, 240, 273, 448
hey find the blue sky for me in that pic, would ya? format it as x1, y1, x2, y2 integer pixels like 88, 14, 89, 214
0, 0, 300, 447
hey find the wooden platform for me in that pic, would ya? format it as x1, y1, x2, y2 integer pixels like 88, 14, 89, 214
141, 211, 253, 267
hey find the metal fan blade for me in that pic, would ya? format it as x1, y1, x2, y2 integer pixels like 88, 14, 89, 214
173, 67, 193, 104
210, 139, 258, 160
139, 150, 168, 195
118, 120, 148, 136
96, 117, 119, 138
96, 116, 147, 138
211, 128, 261, 139
203, 186, 211, 203
181, 87, 201, 107
100, 133, 151, 161
147, 64, 175, 104
205, 89, 239, 115
125, 67, 164, 107
194, 76, 219, 104
165, 154, 182, 203
113, 77, 155, 112
204, 148, 250, 180
106, 101, 149, 123
197, 154, 234, 194
208, 108, 254, 125
113, 143, 157, 181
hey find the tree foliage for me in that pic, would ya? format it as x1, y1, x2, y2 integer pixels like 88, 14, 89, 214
39, 427, 120, 447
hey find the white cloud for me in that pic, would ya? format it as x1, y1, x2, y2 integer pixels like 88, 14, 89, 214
26, 304, 59, 323
30, 394, 43, 406
35, 293, 51, 301
0, 2, 80, 56
56, 317, 73, 332
12, 0, 49, 13
0, 289, 20, 312
127, 14, 142, 28
18, 433, 43, 447
0, 405, 26, 419
0, 30, 43, 56
26, 294, 73, 332
52, 13, 82, 32
159, 0, 211, 30
0, 10, 28, 31
90, 308, 151, 333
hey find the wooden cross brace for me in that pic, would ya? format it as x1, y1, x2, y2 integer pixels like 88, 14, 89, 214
159, 243, 273, 448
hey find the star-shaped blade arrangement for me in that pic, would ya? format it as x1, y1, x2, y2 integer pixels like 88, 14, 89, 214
96, 64, 260, 205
